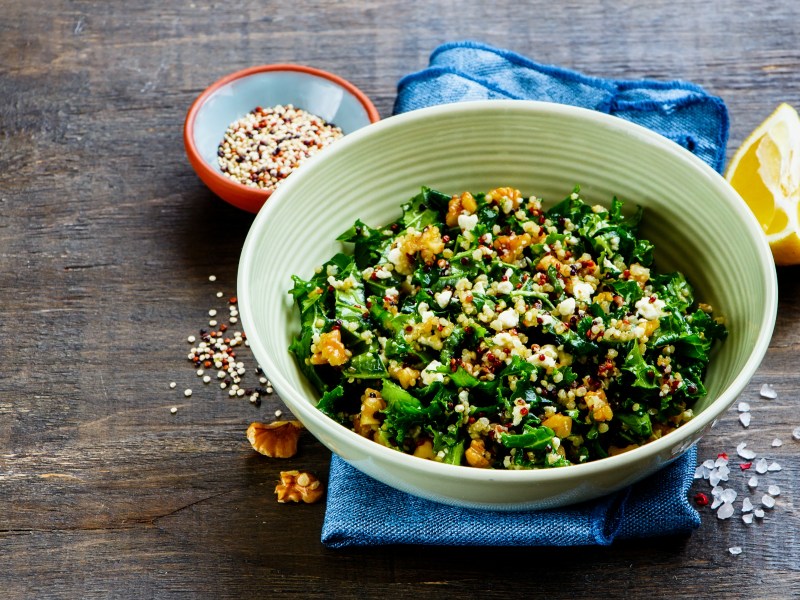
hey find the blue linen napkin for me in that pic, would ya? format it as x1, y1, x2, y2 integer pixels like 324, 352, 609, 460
321, 40, 729, 548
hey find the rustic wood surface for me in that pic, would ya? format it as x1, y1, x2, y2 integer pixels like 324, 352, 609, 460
2, 1, 799, 598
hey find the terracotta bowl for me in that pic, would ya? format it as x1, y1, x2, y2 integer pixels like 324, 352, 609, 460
184, 64, 379, 213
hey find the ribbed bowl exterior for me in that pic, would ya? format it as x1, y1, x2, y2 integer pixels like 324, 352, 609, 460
238, 101, 777, 510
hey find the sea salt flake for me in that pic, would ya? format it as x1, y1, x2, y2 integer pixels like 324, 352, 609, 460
754, 508, 765, 519
755, 458, 769, 474
742, 497, 754, 512
711, 485, 723, 497
721, 488, 737, 504
768, 485, 781, 496
738, 401, 751, 412
703, 459, 716, 469
739, 412, 751, 428
748, 476, 759, 488
729, 546, 743, 555
767, 461, 782, 472
762, 494, 776, 509
736, 442, 757, 460
715, 456, 729, 468
742, 513, 754, 524
717, 502, 735, 520
711, 496, 723, 510
760, 383, 777, 399
772, 438, 783, 447
693, 465, 705, 479
709, 471, 722, 487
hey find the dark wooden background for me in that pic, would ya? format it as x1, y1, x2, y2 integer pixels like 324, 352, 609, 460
2, 1, 799, 598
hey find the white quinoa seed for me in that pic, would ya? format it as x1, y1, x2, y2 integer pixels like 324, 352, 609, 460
169, 381, 176, 389
184, 389, 192, 397
208, 275, 217, 282
170, 407, 178, 414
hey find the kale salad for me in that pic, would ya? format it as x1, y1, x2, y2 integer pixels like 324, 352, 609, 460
289, 186, 726, 469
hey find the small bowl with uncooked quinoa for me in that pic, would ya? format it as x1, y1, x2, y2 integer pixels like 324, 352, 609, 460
184, 64, 380, 213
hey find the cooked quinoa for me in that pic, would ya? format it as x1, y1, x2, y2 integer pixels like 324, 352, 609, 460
289, 186, 726, 469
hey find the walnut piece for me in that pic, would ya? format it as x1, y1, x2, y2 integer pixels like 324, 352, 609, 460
465, 439, 491, 468
246, 420, 304, 458
309, 329, 350, 366
275, 470, 325, 504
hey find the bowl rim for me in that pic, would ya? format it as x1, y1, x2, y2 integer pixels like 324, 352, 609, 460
239, 99, 778, 485
183, 63, 380, 211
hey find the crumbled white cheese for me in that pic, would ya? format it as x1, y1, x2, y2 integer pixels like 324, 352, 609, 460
458, 213, 479, 231
417, 302, 435, 322
387, 246, 402, 267
572, 280, 594, 303
490, 308, 519, 331
557, 297, 576, 316
421, 360, 445, 385
635, 296, 666, 320
496, 280, 514, 295
434, 289, 453, 308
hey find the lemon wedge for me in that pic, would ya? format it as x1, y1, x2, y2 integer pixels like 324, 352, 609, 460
725, 103, 800, 265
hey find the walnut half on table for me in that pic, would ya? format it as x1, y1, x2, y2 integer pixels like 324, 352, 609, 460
275, 470, 324, 504
246, 420, 304, 458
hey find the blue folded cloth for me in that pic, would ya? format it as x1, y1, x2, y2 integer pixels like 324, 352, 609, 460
322, 447, 699, 548
321, 40, 729, 548
394, 40, 728, 172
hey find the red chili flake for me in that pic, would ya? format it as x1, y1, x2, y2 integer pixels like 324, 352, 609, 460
649, 295, 657, 303
622, 269, 630, 279
229, 296, 237, 304
717, 452, 728, 460
405, 325, 413, 332
740, 462, 752, 470
468, 416, 476, 424
370, 271, 378, 280
519, 407, 529, 416
442, 235, 450, 243
694, 492, 709, 507
327, 285, 335, 292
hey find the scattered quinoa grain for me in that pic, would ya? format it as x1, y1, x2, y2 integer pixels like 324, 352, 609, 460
184, 389, 192, 397
169, 381, 176, 389
170, 407, 178, 414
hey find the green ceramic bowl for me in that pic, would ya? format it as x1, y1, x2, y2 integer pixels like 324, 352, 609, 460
238, 100, 777, 510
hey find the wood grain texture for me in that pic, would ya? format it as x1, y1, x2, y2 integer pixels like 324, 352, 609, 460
2, 1, 799, 598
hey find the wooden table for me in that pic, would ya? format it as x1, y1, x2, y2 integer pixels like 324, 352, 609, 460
3, 1, 799, 597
